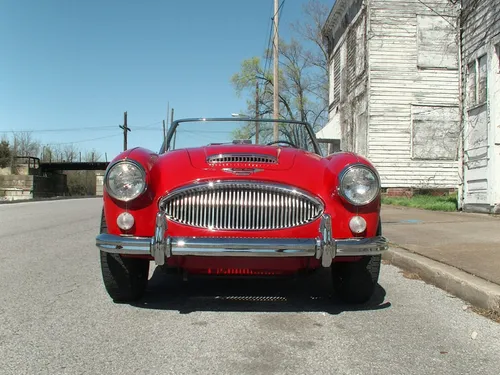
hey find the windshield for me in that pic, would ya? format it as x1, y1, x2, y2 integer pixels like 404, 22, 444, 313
161, 118, 321, 155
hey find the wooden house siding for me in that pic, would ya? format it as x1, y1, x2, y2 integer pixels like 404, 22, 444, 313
460, 0, 500, 213
367, 0, 460, 188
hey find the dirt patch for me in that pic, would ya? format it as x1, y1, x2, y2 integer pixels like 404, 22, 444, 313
470, 306, 500, 324
399, 270, 422, 280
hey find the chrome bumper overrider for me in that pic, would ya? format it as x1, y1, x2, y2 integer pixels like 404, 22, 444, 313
96, 212, 388, 267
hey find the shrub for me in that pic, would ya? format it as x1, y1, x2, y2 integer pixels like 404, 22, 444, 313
0, 140, 12, 168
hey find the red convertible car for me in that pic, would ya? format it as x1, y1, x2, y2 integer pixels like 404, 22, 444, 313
96, 117, 387, 304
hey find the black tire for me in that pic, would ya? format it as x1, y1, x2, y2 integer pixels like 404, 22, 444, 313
331, 254, 381, 304
99, 209, 150, 302
331, 217, 383, 304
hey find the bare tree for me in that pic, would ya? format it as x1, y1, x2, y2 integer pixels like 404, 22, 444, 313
40, 145, 54, 162
63, 144, 79, 162
11, 131, 40, 157
230, 0, 330, 137
84, 148, 101, 162
291, 0, 329, 109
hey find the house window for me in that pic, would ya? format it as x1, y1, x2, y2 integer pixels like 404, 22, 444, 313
478, 55, 488, 104
467, 61, 476, 107
417, 15, 458, 69
411, 105, 460, 160
496, 44, 500, 70
355, 16, 366, 77
332, 48, 341, 106
329, 58, 335, 103
467, 54, 488, 108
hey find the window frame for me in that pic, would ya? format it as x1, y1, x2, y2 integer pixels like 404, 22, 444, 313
467, 54, 488, 110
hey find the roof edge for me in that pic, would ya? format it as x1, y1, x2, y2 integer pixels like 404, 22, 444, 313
321, 0, 356, 36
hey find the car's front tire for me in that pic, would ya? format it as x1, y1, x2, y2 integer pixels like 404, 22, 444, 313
331, 255, 381, 304
99, 209, 150, 302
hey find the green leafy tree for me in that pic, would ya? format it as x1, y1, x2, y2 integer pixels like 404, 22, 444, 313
230, 0, 329, 142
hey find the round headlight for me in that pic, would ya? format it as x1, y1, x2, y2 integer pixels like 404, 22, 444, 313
105, 160, 146, 201
339, 164, 380, 205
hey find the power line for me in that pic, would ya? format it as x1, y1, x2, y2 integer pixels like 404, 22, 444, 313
263, 4, 274, 77
39, 121, 164, 146
44, 134, 121, 146
264, 0, 285, 79
137, 129, 236, 134
0, 120, 164, 134
0, 126, 116, 134
134, 120, 163, 129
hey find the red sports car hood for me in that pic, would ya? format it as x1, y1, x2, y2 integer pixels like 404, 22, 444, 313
186, 145, 299, 171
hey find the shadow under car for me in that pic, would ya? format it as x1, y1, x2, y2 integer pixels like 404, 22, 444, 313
128, 266, 391, 315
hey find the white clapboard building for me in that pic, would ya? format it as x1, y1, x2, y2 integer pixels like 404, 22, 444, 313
460, 0, 500, 214
318, 0, 461, 191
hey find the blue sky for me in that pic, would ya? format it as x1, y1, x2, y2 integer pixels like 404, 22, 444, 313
0, 0, 331, 160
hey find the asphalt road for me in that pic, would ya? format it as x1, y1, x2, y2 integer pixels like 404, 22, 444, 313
1, 198, 499, 375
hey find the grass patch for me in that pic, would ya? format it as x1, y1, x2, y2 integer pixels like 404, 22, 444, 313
382, 193, 458, 212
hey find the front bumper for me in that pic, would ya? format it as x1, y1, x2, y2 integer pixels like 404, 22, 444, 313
96, 213, 388, 267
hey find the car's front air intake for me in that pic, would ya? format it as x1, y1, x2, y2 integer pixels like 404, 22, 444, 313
159, 181, 323, 230
207, 154, 277, 164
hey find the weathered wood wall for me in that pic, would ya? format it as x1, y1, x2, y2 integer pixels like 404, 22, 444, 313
368, 0, 460, 188
461, 0, 500, 213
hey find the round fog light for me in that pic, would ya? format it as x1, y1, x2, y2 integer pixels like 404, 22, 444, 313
117, 212, 135, 230
349, 216, 366, 234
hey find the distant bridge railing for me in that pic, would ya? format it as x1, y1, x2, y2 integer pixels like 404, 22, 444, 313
13, 156, 110, 172
40, 161, 110, 172
14, 156, 41, 170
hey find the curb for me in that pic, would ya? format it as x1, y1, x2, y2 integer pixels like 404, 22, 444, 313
0, 196, 102, 205
383, 246, 500, 313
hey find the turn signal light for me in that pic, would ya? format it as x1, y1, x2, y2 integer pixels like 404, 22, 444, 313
349, 216, 366, 234
117, 212, 135, 230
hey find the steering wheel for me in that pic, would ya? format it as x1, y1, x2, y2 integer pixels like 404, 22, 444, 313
266, 140, 299, 148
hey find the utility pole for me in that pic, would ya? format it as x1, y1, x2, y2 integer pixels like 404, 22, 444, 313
171, 108, 177, 149
165, 101, 169, 137
273, 0, 280, 141
255, 79, 260, 144
119, 111, 131, 151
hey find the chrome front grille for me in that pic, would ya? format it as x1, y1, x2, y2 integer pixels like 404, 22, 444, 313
159, 181, 323, 230
207, 154, 277, 164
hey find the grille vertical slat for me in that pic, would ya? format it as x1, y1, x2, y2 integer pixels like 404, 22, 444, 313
161, 182, 323, 230
236, 190, 240, 229
181, 197, 186, 224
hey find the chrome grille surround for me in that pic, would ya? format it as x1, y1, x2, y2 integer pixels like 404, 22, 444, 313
158, 181, 324, 230
207, 154, 277, 164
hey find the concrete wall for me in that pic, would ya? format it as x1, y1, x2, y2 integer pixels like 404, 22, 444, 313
0, 175, 33, 189
0, 167, 12, 176
0, 173, 68, 201
0, 175, 34, 201
95, 173, 104, 196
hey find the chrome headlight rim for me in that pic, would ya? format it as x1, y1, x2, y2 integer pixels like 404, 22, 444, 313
338, 163, 380, 206
104, 159, 147, 202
